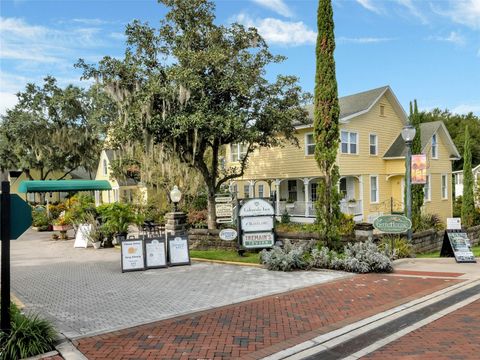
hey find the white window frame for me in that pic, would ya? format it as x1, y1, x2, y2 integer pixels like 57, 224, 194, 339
424, 175, 431, 201
340, 130, 359, 155
305, 133, 315, 156
369, 133, 378, 156
369, 175, 379, 204
258, 184, 264, 198
431, 134, 438, 159
441, 174, 448, 200
231, 143, 247, 162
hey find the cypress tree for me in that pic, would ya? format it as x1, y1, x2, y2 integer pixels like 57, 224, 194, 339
462, 125, 475, 227
410, 100, 424, 229
314, 0, 341, 248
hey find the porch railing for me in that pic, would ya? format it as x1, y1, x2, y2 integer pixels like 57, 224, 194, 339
278, 200, 363, 218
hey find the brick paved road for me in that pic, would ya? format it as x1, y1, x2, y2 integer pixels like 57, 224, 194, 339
74, 274, 458, 360
363, 298, 480, 360
10, 230, 347, 338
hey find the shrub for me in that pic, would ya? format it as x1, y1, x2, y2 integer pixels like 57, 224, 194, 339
339, 241, 393, 273
339, 213, 355, 236
260, 240, 311, 271
97, 203, 137, 234
187, 210, 208, 229
281, 210, 291, 224
32, 209, 49, 228
47, 203, 67, 221
414, 213, 445, 232
378, 236, 413, 260
0, 303, 57, 360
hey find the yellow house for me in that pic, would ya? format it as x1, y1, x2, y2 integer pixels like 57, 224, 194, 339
94, 149, 147, 205
226, 86, 460, 223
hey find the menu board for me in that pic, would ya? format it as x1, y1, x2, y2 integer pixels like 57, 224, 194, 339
121, 238, 145, 272
168, 235, 191, 266
144, 237, 167, 269
74, 224, 91, 248
441, 231, 476, 263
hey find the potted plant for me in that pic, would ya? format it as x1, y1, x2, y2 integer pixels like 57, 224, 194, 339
83, 213, 103, 249
98, 203, 136, 245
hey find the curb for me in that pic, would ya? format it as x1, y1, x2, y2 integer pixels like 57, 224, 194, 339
191, 257, 264, 267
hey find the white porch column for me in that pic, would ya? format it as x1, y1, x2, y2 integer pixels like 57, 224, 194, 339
359, 175, 364, 221
274, 179, 281, 215
303, 178, 311, 217
248, 180, 255, 198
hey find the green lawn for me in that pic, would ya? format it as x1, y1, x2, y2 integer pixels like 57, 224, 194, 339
190, 250, 261, 264
417, 245, 480, 258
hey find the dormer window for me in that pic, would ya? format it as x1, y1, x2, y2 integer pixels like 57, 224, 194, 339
432, 134, 438, 159
231, 143, 247, 162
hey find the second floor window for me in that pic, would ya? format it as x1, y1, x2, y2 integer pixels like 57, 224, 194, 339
369, 134, 378, 155
103, 159, 108, 176
432, 134, 438, 159
305, 133, 315, 155
258, 184, 264, 198
231, 143, 247, 162
341, 131, 358, 154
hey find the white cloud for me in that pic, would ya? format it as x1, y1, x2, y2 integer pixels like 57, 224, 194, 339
355, 0, 381, 14
0, 92, 18, 116
433, 0, 480, 29
72, 18, 111, 26
452, 103, 480, 115
337, 36, 394, 44
110, 32, 126, 41
427, 31, 466, 46
0, 17, 104, 63
395, 0, 428, 24
251, 0, 293, 18
233, 13, 316, 46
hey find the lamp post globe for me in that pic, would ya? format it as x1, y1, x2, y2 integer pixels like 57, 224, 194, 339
170, 185, 182, 212
402, 123, 416, 241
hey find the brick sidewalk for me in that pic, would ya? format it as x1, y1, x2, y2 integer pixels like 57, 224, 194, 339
363, 298, 480, 360
74, 274, 458, 360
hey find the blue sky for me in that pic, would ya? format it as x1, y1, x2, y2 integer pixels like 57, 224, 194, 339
1, 0, 479, 116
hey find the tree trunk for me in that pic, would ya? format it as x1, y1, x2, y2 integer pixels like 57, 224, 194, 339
207, 190, 217, 230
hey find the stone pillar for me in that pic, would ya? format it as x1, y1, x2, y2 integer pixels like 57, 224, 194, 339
303, 178, 311, 218
164, 211, 187, 237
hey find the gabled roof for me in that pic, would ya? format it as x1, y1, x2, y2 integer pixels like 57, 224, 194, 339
383, 121, 461, 160
301, 85, 408, 126
103, 149, 139, 187
453, 164, 480, 174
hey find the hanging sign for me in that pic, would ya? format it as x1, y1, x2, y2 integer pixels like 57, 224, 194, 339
74, 224, 91, 248
239, 199, 274, 217
215, 203, 233, 218
441, 231, 476, 263
242, 232, 275, 248
121, 238, 145, 272
241, 216, 274, 232
411, 154, 427, 184
144, 237, 167, 269
215, 196, 232, 203
168, 235, 191, 266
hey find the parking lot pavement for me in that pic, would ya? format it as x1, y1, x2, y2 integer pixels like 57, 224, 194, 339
363, 298, 480, 360
9, 229, 348, 339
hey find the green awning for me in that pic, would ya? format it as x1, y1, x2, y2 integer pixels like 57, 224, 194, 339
18, 180, 112, 193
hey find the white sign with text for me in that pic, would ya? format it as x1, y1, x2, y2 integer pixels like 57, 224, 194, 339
239, 199, 274, 217
241, 216, 274, 232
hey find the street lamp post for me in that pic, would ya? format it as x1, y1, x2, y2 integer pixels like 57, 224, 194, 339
401, 124, 416, 241
170, 185, 182, 212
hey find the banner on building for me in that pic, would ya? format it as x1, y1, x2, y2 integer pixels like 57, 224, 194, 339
411, 154, 427, 184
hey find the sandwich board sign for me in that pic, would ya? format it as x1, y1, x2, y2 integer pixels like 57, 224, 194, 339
121, 238, 145, 272
441, 230, 476, 263
167, 234, 191, 266
74, 224, 91, 248
144, 237, 167, 269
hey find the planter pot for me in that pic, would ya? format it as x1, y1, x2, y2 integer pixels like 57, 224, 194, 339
53, 224, 72, 232
93, 241, 101, 249
103, 237, 114, 248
